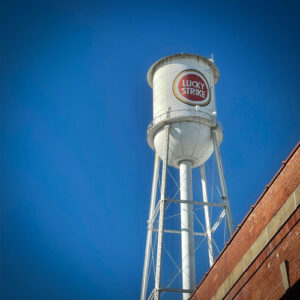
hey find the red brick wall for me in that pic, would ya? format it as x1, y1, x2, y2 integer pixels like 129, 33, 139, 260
191, 143, 300, 300
225, 209, 300, 300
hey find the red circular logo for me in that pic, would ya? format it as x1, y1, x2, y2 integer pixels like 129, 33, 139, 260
173, 70, 210, 105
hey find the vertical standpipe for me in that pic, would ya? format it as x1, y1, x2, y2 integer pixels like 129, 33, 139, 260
180, 161, 196, 299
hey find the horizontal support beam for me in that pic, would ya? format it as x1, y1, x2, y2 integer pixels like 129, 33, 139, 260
159, 287, 194, 293
165, 198, 226, 207
152, 228, 206, 236
147, 287, 194, 298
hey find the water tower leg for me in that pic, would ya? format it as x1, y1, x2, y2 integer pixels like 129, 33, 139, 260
180, 160, 196, 300
154, 125, 170, 300
141, 153, 160, 300
212, 129, 234, 236
200, 164, 214, 267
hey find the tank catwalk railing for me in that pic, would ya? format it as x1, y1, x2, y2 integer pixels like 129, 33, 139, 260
147, 108, 215, 132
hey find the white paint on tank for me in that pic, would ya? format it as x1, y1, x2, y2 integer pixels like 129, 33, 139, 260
153, 122, 213, 168
147, 54, 221, 168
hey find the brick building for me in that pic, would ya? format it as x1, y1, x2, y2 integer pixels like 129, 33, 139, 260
191, 143, 300, 300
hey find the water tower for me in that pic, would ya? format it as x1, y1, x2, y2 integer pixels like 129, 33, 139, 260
141, 54, 234, 300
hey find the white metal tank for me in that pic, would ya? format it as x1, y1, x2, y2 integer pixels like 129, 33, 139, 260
147, 53, 223, 168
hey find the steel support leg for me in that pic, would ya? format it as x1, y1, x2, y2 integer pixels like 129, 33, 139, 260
212, 129, 234, 236
179, 160, 195, 300
141, 153, 160, 300
154, 125, 170, 300
200, 164, 214, 267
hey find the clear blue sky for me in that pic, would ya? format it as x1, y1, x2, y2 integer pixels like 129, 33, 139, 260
0, 0, 299, 299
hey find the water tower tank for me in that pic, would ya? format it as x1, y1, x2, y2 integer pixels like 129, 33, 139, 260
141, 54, 234, 300
147, 53, 223, 168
